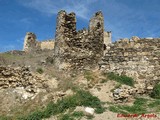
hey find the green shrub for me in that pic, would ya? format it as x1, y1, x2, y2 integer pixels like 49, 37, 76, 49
75, 90, 105, 113
42, 102, 58, 118
60, 114, 74, 120
106, 72, 134, 86
109, 98, 147, 114
148, 99, 160, 108
60, 111, 84, 120
118, 105, 146, 114
0, 116, 12, 120
109, 97, 160, 114
16, 90, 105, 120
72, 111, 84, 118
150, 84, 160, 99
36, 68, 44, 74
133, 98, 147, 106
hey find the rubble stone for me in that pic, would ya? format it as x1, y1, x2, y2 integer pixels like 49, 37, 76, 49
0, 66, 45, 93
99, 38, 160, 87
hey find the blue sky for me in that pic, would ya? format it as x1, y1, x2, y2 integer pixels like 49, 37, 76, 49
0, 0, 160, 52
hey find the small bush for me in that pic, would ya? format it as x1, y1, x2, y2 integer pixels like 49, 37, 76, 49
134, 98, 147, 106
42, 102, 58, 118
36, 68, 44, 74
0, 116, 12, 120
16, 90, 105, 120
106, 72, 134, 86
60, 111, 84, 120
150, 84, 160, 99
76, 90, 105, 113
60, 114, 74, 120
109, 98, 147, 114
118, 105, 146, 114
72, 111, 84, 118
148, 99, 160, 108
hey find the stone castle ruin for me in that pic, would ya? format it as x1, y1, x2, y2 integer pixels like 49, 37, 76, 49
23, 32, 55, 52
23, 11, 111, 55
100, 37, 160, 85
23, 10, 159, 86
54, 10, 107, 69
23, 10, 112, 69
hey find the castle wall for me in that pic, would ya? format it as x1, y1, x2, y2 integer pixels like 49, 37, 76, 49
54, 10, 105, 70
23, 32, 54, 52
40, 40, 54, 50
22, 10, 160, 87
99, 38, 160, 85
89, 11, 104, 61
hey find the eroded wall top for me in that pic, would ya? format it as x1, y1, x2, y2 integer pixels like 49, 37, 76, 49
53, 10, 105, 70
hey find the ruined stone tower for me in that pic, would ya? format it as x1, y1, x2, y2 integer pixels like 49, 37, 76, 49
23, 32, 37, 52
54, 10, 76, 61
23, 32, 55, 52
89, 11, 104, 57
54, 10, 104, 70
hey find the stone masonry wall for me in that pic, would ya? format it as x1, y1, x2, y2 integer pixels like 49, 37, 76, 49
39, 40, 55, 50
99, 37, 160, 86
104, 31, 111, 46
23, 32, 54, 52
54, 10, 104, 70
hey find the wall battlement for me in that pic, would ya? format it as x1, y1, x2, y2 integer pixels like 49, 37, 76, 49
54, 10, 106, 70
23, 11, 111, 55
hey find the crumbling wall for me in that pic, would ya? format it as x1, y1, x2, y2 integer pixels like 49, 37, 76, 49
23, 32, 54, 52
0, 66, 44, 91
23, 32, 39, 52
39, 40, 54, 50
99, 37, 160, 85
54, 10, 104, 70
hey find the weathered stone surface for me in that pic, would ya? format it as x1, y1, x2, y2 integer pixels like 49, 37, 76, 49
112, 84, 151, 102
54, 10, 106, 70
23, 32, 37, 52
104, 32, 111, 45
23, 32, 54, 52
99, 38, 160, 87
131, 36, 140, 41
0, 66, 45, 93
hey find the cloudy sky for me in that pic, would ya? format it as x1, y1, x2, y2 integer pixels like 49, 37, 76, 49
0, 0, 160, 52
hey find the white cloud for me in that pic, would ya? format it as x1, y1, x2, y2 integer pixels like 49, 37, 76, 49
17, 0, 97, 19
